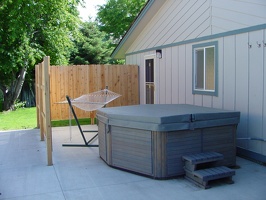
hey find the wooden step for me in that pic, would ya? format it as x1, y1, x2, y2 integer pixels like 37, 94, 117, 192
182, 152, 224, 165
182, 152, 224, 171
184, 166, 235, 189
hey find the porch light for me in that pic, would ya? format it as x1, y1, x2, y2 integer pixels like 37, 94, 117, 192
156, 49, 162, 59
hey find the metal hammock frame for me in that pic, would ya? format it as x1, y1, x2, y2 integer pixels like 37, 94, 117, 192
62, 88, 121, 147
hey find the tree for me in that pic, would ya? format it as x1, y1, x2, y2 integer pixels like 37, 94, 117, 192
0, 0, 81, 111
69, 21, 113, 65
96, 0, 147, 44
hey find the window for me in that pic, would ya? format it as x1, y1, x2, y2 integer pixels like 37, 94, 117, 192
192, 41, 218, 96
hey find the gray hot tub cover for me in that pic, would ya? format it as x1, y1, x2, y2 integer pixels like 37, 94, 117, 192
97, 104, 240, 131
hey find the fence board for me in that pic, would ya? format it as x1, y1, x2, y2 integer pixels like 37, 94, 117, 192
49, 65, 139, 120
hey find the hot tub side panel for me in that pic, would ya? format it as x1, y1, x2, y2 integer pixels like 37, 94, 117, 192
151, 130, 202, 178
202, 125, 237, 167
111, 126, 153, 176
165, 130, 202, 177
98, 121, 106, 161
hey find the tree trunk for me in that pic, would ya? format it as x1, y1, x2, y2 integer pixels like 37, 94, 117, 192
2, 67, 27, 111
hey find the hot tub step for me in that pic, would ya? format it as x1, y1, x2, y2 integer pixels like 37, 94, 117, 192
182, 151, 224, 171
184, 166, 235, 189
182, 151, 224, 165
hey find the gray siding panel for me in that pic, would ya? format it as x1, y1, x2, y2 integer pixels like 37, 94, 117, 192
264, 30, 266, 156
235, 33, 249, 149
212, 0, 266, 33
223, 36, 236, 110
165, 48, 172, 104
128, 0, 211, 53
185, 45, 193, 105
171, 46, 179, 104
212, 38, 224, 109
157, 0, 210, 46
248, 30, 264, 154
178, 45, 186, 104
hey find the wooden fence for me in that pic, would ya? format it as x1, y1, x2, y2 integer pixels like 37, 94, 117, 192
35, 56, 53, 166
49, 64, 139, 121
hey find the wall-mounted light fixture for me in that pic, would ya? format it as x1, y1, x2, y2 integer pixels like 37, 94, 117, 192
156, 49, 162, 59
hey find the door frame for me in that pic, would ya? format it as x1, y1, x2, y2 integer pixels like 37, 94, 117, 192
144, 54, 158, 104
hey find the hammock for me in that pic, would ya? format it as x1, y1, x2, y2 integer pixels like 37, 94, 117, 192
58, 88, 121, 147
59, 89, 121, 111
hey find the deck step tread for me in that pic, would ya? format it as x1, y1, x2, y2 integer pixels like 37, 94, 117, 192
182, 152, 224, 165
191, 166, 235, 181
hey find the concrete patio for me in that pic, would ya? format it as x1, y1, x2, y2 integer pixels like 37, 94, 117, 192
0, 125, 265, 200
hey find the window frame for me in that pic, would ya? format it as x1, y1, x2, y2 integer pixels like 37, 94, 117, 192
192, 41, 218, 96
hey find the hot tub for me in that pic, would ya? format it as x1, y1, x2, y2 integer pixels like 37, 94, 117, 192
96, 104, 240, 179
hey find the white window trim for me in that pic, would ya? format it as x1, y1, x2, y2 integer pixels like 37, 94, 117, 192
192, 41, 218, 96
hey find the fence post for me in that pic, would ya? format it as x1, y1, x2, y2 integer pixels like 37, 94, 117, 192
35, 56, 53, 166
44, 56, 53, 166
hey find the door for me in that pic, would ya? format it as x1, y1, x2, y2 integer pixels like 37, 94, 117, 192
145, 58, 155, 104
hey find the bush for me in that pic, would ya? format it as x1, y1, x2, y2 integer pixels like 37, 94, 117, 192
14, 100, 26, 110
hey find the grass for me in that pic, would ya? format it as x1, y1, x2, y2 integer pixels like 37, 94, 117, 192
51, 118, 95, 127
0, 107, 37, 131
0, 107, 95, 131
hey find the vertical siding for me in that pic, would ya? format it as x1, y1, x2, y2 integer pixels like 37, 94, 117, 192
211, 0, 266, 34
171, 46, 179, 104
159, 53, 166, 104
248, 30, 264, 153
212, 38, 224, 109
264, 30, 266, 156
223, 36, 236, 110
178, 45, 186, 104
235, 33, 249, 149
185, 45, 193, 105
165, 48, 172, 104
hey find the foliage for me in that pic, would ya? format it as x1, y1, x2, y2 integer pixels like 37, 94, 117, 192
0, 107, 37, 130
69, 21, 113, 64
96, 0, 147, 44
0, 0, 82, 110
14, 100, 26, 110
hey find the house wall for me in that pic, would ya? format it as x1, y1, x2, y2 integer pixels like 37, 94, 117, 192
124, 0, 266, 162
127, 26, 266, 161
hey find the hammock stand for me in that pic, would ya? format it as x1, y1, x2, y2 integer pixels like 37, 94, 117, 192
62, 95, 99, 147
60, 88, 121, 148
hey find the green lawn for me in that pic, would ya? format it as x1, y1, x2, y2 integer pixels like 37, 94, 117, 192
0, 107, 37, 131
0, 107, 95, 131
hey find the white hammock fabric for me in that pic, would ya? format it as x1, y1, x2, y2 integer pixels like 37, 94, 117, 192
59, 89, 121, 111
